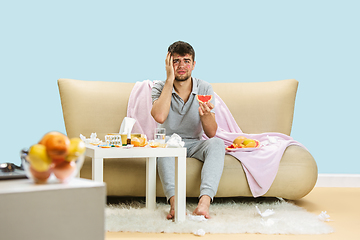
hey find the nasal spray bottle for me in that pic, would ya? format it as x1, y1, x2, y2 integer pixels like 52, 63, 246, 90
127, 132, 131, 146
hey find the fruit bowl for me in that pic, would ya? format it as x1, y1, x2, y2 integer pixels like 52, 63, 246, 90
20, 131, 87, 184
20, 149, 85, 184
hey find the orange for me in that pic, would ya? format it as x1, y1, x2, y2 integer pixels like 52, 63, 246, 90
39, 131, 64, 145
131, 137, 141, 147
233, 136, 247, 146
39, 131, 70, 164
149, 142, 160, 148
139, 137, 147, 147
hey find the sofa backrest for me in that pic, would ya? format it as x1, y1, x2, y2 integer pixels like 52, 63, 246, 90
58, 78, 298, 140
58, 78, 135, 140
211, 79, 298, 135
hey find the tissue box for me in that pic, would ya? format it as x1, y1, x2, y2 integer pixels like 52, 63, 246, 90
106, 133, 142, 146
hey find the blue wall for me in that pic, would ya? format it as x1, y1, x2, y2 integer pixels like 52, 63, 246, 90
1, 0, 359, 174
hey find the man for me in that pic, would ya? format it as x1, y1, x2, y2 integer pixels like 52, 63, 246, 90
151, 41, 225, 219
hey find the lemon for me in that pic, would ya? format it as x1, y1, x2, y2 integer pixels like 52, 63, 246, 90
243, 139, 256, 148
28, 144, 52, 172
66, 138, 86, 161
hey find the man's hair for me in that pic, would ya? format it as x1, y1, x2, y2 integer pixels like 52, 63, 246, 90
168, 41, 195, 62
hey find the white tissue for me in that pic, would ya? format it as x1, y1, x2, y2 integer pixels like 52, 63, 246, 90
255, 205, 275, 217
187, 214, 208, 222
80, 133, 101, 144
79, 134, 86, 142
166, 133, 185, 148
318, 211, 331, 222
90, 133, 98, 140
119, 117, 136, 134
261, 135, 278, 146
192, 229, 206, 236
267, 135, 278, 144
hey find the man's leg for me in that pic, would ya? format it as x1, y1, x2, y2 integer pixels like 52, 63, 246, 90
157, 156, 176, 219
158, 137, 225, 219
187, 137, 225, 218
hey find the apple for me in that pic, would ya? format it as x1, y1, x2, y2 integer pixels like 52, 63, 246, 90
30, 166, 52, 183
53, 161, 76, 181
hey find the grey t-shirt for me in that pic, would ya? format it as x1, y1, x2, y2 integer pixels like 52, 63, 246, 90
151, 77, 215, 140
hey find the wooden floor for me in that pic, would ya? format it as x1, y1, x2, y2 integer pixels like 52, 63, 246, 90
105, 188, 360, 240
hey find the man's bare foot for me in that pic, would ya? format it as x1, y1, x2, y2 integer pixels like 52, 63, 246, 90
193, 195, 211, 219
167, 196, 175, 220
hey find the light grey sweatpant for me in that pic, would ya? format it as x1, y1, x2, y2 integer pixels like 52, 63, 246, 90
157, 137, 225, 202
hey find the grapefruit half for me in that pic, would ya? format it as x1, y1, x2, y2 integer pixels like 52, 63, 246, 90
196, 95, 212, 103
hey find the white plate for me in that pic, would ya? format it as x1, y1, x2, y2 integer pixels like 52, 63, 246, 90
226, 146, 261, 152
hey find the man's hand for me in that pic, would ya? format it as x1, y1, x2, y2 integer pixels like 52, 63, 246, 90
165, 52, 175, 83
198, 101, 214, 116
199, 101, 217, 138
151, 52, 175, 124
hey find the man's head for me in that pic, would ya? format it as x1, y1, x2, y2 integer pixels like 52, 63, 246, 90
168, 41, 195, 62
168, 41, 196, 82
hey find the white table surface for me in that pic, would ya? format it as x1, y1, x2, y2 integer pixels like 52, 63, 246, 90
85, 144, 187, 222
0, 177, 105, 194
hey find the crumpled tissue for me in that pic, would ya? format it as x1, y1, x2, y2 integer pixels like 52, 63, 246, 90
267, 135, 278, 144
80, 133, 101, 144
318, 211, 332, 222
166, 133, 185, 148
256, 206, 276, 227
187, 214, 208, 222
261, 135, 279, 146
192, 229, 206, 236
255, 205, 275, 217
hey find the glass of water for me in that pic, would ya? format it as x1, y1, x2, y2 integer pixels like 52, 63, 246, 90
154, 128, 166, 144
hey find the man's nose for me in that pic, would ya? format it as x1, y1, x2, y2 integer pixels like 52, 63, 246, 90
178, 60, 185, 67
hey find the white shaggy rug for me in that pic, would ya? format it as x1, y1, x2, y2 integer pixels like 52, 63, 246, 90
105, 197, 333, 235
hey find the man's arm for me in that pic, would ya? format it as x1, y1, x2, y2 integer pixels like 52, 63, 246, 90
199, 102, 217, 138
151, 52, 174, 124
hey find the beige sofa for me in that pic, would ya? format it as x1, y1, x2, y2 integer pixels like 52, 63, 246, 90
58, 78, 317, 200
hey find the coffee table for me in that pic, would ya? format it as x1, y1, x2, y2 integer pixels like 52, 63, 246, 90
0, 178, 105, 240
85, 145, 187, 222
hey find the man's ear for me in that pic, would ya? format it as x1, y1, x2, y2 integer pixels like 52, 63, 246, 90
192, 61, 196, 70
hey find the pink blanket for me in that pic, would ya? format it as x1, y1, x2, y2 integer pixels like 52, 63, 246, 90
127, 80, 158, 140
127, 80, 305, 197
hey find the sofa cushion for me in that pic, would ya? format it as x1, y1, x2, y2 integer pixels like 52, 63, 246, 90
80, 145, 316, 200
